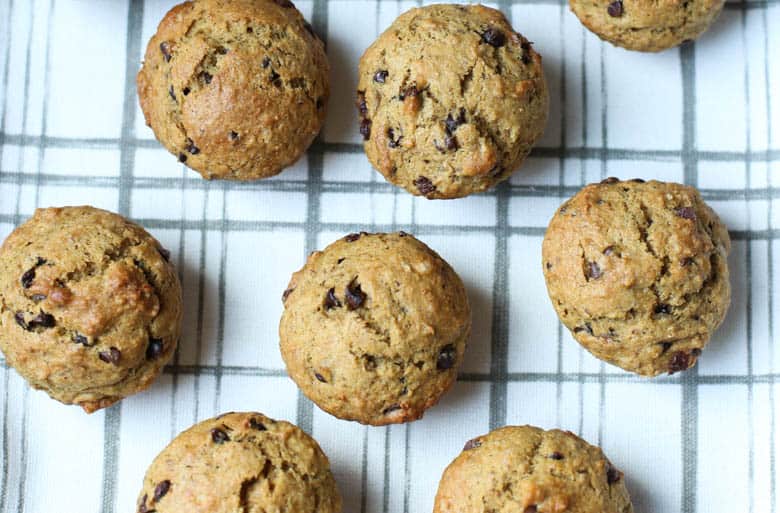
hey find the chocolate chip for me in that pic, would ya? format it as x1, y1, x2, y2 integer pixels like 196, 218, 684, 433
631, 178, 646, 183
178, 153, 187, 163
282, 287, 294, 302
138, 494, 150, 513
249, 418, 267, 430
316, 97, 324, 110
601, 176, 620, 184
436, 344, 456, 370
159, 42, 172, 62
481, 28, 506, 47
345, 233, 362, 242
398, 231, 408, 237
99, 347, 121, 365
262, 57, 271, 69
680, 257, 695, 266
691, 348, 702, 357
21, 257, 46, 288
363, 354, 377, 370
168, 86, 176, 102
345, 278, 366, 310
606, 462, 622, 484
660, 342, 673, 354
525, 507, 538, 513
675, 207, 696, 220
603, 246, 615, 256
229, 131, 239, 141
269, 70, 282, 87
607, 0, 624, 17
463, 438, 482, 451
153, 480, 171, 502
445, 109, 466, 135
374, 70, 388, 83
549, 452, 564, 460
182, 87, 190, 96
14, 312, 26, 330
211, 428, 230, 443
399, 85, 419, 100
289, 77, 306, 89
383, 404, 401, 415
157, 247, 171, 262
546, 262, 552, 270
28, 312, 55, 329
185, 138, 200, 155
31, 294, 46, 302
521, 41, 533, 64
201, 71, 212, 84
274, 0, 294, 6
586, 261, 602, 280
247, 26, 254, 33
73, 333, 90, 346
574, 323, 593, 336
413, 176, 436, 195
444, 135, 459, 151
146, 338, 164, 360
387, 128, 402, 148
324, 288, 341, 310
359, 118, 372, 140
654, 304, 672, 315
315, 372, 327, 383
668, 351, 691, 374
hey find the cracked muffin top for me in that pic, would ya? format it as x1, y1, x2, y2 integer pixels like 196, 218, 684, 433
137, 0, 329, 180
569, 0, 724, 52
356, 4, 548, 199
0, 206, 182, 412
137, 412, 342, 513
434, 425, 634, 513
279, 232, 471, 425
542, 179, 731, 376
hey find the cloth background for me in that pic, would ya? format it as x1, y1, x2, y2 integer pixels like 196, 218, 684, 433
0, 0, 778, 512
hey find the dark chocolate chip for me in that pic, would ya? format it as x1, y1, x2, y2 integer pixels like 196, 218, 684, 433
274, 0, 294, 7
398, 231, 408, 237
549, 452, 564, 460
315, 372, 327, 383
158, 247, 170, 262
14, 312, 26, 330
481, 28, 506, 47
546, 262, 553, 270
185, 138, 200, 155
680, 257, 695, 266
216, 46, 228, 55
182, 87, 190, 96
399, 85, 419, 100
21, 257, 46, 288
249, 418, 267, 430
413, 176, 436, 195
445, 108, 466, 135
345, 278, 366, 310
99, 347, 121, 365
521, 41, 533, 64
153, 480, 171, 502
178, 153, 187, 163
289, 77, 306, 89
247, 26, 254, 33
31, 294, 46, 302
229, 131, 239, 141
159, 42, 172, 62
373, 70, 388, 83
345, 233, 362, 242
269, 70, 282, 87
574, 323, 593, 336
660, 342, 673, 354
324, 288, 341, 310
631, 178, 646, 183
463, 438, 482, 451
382, 404, 401, 415
316, 97, 324, 110
691, 348, 702, 356
436, 344, 456, 370
675, 207, 696, 220
363, 354, 377, 370
73, 333, 90, 346
201, 71, 212, 84
356, 91, 368, 116
606, 462, 622, 484
586, 261, 602, 280
387, 128, 402, 148
668, 351, 691, 374
601, 176, 620, 184
211, 428, 230, 443
607, 0, 624, 17
445, 135, 459, 151
282, 287, 294, 302
603, 246, 615, 256
359, 118, 372, 140
146, 338, 164, 360
28, 311, 55, 329
168, 86, 176, 102
654, 304, 672, 315
262, 57, 271, 69
138, 494, 150, 513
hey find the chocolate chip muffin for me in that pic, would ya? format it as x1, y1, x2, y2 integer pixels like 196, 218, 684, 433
356, 4, 548, 199
434, 426, 634, 513
570, 0, 724, 52
542, 179, 731, 376
137, 0, 329, 180
0, 206, 182, 412
137, 412, 342, 513
279, 232, 471, 425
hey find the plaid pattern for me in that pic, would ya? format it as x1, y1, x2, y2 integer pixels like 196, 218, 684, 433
0, 0, 778, 511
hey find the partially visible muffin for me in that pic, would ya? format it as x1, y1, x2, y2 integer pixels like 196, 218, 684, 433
542, 178, 731, 376
279, 232, 471, 425
357, 4, 548, 199
0, 206, 182, 412
137, 0, 329, 180
435, 426, 634, 513
570, 0, 724, 52
137, 412, 342, 513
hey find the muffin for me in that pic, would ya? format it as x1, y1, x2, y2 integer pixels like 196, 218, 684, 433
542, 178, 731, 375
279, 232, 471, 425
0, 206, 182, 412
570, 0, 724, 52
137, 0, 329, 180
435, 425, 634, 513
356, 4, 548, 199
137, 412, 342, 513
